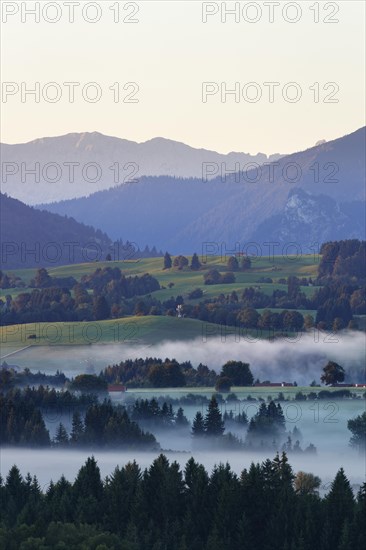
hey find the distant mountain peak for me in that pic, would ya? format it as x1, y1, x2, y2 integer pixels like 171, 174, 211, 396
37, 127, 365, 252
1, 132, 285, 204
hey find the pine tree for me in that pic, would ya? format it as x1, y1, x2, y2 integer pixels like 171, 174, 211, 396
347, 411, 366, 450
5, 465, 26, 521
17, 474, 42, 525
54, 423, 69, 446
163, 252, 172, 269
190, 253, 201, 271
74, 456, 104, 523
325, 467, 354, 548
70, 411, 84, 445
176, 407, 189, 427
25, 410, 50, 446
184, 458, 211, 545
192, 412, 205, 437
204, 396, 225, 436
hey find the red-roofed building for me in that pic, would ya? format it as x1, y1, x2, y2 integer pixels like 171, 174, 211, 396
108, 384, 127, 393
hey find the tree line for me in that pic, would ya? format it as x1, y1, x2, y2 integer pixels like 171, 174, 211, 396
1, 387, 364, 453
0, 390, 157, 450
1, 241, 365, 330
0, 267, 161, 325
101, 359, 253, 389
1, 453, 364, 549
129, 398, 189, 429
191, 397, 317, 453
318, 239, 365, 281
101, 357, 217, 388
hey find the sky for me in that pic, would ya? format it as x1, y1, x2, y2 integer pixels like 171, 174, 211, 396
1, 0, 365, 154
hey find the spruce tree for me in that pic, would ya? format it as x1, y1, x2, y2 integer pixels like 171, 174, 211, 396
5, 465, 26, 521
176, 407, 189, 427
347, 410, 366, 450
204, 396, 225, 436
70, 411, 84, 445
163, 252, 172, 269
54, 423, 69, 446
325, 467, 354, 548
192, 412, 205, 437
74, 457, 104, 523
190, 253, 201, 270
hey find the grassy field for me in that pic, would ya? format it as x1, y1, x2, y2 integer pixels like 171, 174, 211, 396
0, 313, 286, 357
121, 385, 366, 400
0, 316, 224, 352
1, 254, 320, 303
0, 254, 359, 369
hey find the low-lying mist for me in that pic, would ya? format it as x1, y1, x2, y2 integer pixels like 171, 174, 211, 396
134, 330, 366, 384
14, 329, 364, 384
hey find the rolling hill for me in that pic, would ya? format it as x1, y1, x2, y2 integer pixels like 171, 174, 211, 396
0, 193, 113, 268
39, 128, 366, 253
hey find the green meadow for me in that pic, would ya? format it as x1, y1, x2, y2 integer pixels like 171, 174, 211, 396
0, 316, 219, 351
2, 254, 361, 376
1, 254, 320, 303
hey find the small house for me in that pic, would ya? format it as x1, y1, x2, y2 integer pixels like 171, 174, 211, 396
108, 384, 127, 393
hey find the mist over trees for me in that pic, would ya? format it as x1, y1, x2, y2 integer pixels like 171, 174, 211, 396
348, 411, 366, 451
0, 389, 157, 450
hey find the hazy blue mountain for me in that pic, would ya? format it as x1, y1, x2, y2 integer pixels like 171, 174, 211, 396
0, 132, 282, 204
251, 188, 366, 246
0, 193, 113, 269
38, 128, 365, 253
0, 193, 164, 269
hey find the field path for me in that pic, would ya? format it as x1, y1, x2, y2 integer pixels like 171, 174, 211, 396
0, 345, 33, 360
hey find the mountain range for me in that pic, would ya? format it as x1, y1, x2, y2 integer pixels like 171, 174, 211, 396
0, 132, 282, 205
36, 127, 365, 254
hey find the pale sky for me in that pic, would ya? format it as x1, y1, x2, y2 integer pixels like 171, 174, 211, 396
1, 0, 365, 154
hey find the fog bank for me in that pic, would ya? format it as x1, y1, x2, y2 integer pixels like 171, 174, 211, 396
1, 448, 364, 497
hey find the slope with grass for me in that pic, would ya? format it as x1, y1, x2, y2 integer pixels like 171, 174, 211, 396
0, 255, 320, 367
0, 316, 221, 353
1, 254, 320, 302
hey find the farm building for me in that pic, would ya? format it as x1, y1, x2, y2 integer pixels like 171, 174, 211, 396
108, 384, 127, 393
